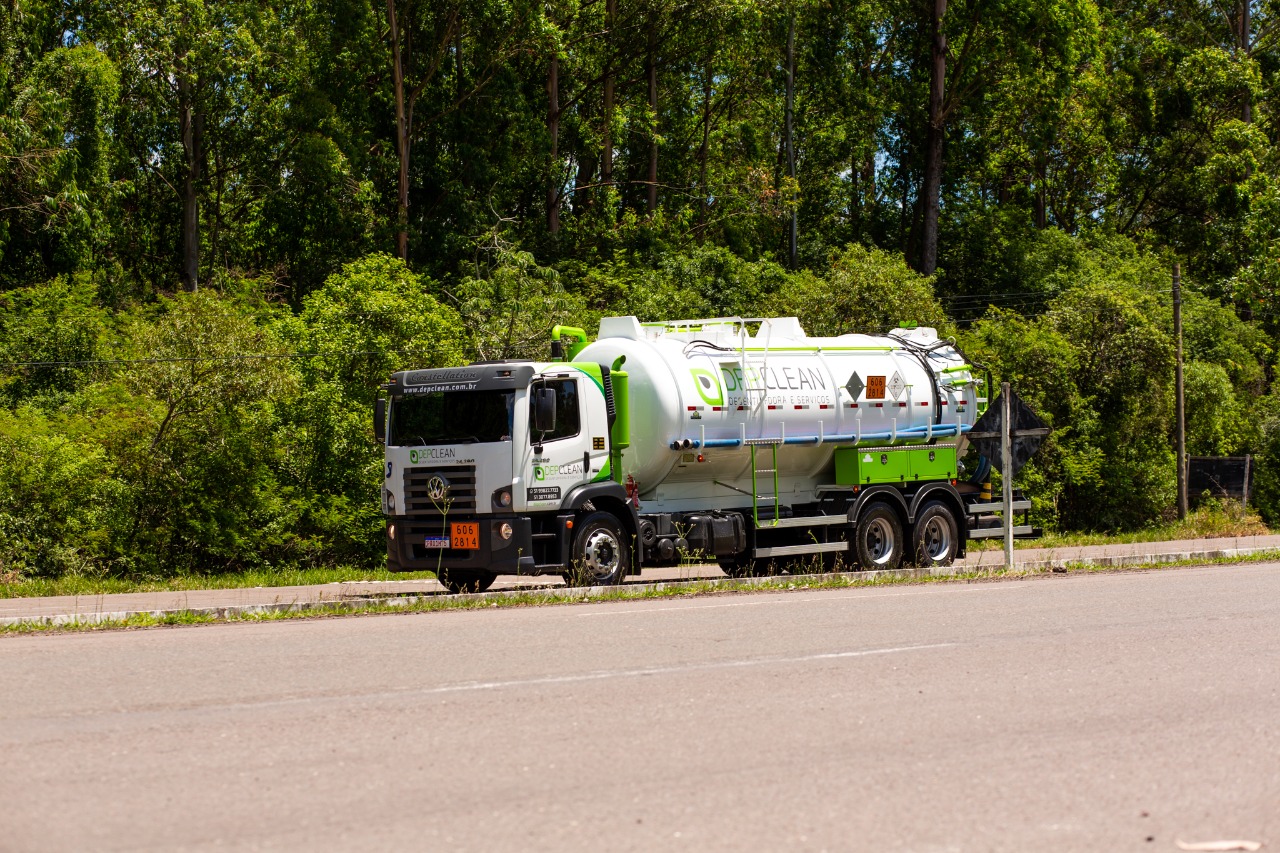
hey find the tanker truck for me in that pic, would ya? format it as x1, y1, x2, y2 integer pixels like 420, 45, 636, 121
375, 315, 1025, 593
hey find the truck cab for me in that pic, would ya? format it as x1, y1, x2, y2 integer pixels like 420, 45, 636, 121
377, 360, 637, 593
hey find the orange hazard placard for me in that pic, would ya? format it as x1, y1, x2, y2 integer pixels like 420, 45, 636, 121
867, 376, 886, 399
450, 522, 480, 550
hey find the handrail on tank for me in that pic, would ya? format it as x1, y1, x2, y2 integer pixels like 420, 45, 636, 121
687, 422, 971, 449
649, 316, 780, 336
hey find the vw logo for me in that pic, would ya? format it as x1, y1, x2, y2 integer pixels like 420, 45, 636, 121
426, 476, 449, 501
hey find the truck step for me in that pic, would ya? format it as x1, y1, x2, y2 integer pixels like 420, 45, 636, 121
756, 514, 847, 529
754, 542, 849, 558
967, 501, 1031, 514
968, 525, 1035, 539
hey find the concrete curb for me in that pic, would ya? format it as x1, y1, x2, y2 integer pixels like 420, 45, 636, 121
4, 545, 1277, 629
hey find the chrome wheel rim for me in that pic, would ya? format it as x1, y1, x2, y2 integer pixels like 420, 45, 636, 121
864, 517, 896, 566
922, 517, 952, 562
582, 529, 621, 579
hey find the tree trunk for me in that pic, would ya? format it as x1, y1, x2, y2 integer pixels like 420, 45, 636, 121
1241, 0, 1252, 123
785, 11, 797, 269
1033, 153, 1047, 229
575, 147, 595, 213
547, 53, 561, 233
601, 0, 616, 189
455, 21, 464, 103
178, 67, 200, 292
212, 145, 223, 273
902, 155, 918, 259
918, 0, 947, 275
387, 0, 409, 260
698, 61, 712, 238
646, 20, 658, 214
851, 150, 873, 240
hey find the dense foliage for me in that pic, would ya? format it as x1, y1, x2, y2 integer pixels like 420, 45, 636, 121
3, 0, 1280, 578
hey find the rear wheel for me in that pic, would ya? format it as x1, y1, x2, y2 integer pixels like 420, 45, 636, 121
912, 501, 959, 568
564, 511, 630, 586
853, 504, 904, 571
436, 568, 496, 594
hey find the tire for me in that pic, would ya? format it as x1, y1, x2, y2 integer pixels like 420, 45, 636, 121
564, 511, 630, 586
436, 568, 497, 594
853, 503, 904, 571
912, 501, 959, 568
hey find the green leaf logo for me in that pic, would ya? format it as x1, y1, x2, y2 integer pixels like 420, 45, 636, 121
690, 368, 723, 406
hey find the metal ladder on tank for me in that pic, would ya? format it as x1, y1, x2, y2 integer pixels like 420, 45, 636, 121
749, 442, 780, 527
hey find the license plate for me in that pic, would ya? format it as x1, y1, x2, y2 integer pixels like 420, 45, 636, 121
450, 522, 480, 550
423, 536, 449, 549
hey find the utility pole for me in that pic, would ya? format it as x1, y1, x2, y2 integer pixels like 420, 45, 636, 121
1174, 263, 1188, 519
785, 10, 797, 269
1001, 382, 1014, 571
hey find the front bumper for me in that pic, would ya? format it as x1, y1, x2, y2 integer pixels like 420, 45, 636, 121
387, 514, 536, 574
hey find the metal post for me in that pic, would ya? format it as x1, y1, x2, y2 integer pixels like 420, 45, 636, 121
1243, 453, 1251, 510
1002, 382, 1014, 571
1174, 263, 1188, 519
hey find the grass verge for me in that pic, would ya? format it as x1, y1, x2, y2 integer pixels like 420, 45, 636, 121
6, 548, 1278, 636
970, 500, 1269, 550
0, 565, 439, 599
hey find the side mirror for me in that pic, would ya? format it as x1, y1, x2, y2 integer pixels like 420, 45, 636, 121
533, 387, 557, 435
374, 397, 387, 443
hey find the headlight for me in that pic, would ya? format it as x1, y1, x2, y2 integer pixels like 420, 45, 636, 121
385, 489, 396, 513
388, 523, 396, 540
493, 487, 513, 508
499, 522, 513, 540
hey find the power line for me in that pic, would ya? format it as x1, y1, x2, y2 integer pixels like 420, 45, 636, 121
0, 348, 434, 369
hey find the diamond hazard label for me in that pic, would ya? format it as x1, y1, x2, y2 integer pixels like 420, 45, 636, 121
887, 371, 906, 400
845, 371, 865, 400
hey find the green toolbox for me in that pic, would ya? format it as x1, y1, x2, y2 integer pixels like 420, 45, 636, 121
834, 445, 957, 485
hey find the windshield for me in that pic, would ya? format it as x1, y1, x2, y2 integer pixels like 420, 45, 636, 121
390, 390, 514, 446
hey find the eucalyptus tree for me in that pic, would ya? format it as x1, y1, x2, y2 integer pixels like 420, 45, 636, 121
383, 0, 548, 260
0, 1, 118, 288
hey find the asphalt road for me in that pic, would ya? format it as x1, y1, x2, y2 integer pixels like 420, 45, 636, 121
3, 564, 1278, 851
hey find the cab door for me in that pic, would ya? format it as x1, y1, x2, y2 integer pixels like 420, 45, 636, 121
524, 375, 591, 512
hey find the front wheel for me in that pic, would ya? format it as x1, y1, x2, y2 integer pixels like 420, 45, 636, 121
436, 568, 496, 594
565, 511, 630, 586
912, 501, 959, 568
853, 504, 904, 571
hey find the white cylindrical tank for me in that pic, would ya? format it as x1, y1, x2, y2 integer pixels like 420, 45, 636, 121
576, 317, 980, 503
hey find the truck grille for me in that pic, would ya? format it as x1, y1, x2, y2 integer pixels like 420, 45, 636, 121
403, 464, 478, 514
